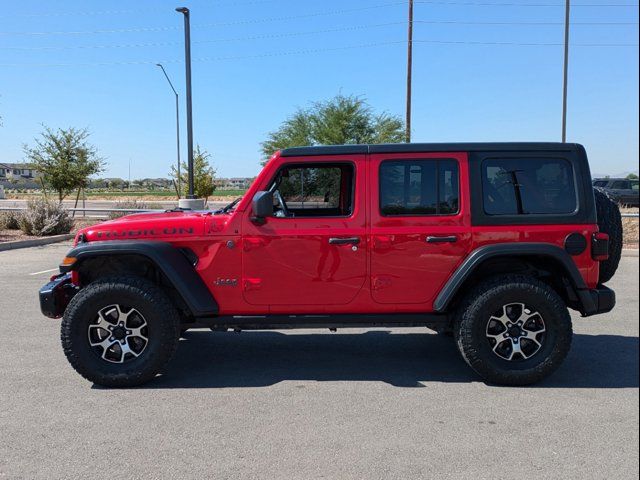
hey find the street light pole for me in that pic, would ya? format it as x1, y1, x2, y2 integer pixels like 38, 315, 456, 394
156, 63, 181, 197
176, 6, 195, 199
405, 0, 414, 144
561, 0, 571, 143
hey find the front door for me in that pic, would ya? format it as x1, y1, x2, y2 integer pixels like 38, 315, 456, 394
242, 156, 367, 309
369, 152, 472, 306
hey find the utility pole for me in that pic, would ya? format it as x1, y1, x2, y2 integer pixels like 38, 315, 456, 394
176, 7, 195, 199
405, 0, 414, 144
156, 63, 181, 197
561, 0, 571, 142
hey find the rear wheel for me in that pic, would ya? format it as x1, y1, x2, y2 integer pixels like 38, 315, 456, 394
454, 275, 572, 386
61, 276, 181, 387
594, 187, 623, 284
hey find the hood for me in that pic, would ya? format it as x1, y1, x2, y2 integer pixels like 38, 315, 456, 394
76, 210, 231, 243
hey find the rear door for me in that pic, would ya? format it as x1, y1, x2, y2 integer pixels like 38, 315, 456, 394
369, 152, 472, 306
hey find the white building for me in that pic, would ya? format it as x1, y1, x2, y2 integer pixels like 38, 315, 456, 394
0, 163, 40, 180
214, 177, 253, 190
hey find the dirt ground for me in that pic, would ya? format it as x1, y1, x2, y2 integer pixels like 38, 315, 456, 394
621, 207, 639, 248
0, 230, 34, 243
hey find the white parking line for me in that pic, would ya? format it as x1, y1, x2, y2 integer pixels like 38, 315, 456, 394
29, 268, 59, 276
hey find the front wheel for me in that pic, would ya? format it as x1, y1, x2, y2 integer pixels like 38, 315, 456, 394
61, 276, 181, 387
454, 275, 573, 386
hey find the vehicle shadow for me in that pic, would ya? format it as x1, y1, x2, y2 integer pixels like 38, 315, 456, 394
132, 331, 638, 389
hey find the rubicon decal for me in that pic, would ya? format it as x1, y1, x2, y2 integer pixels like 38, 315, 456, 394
95, 227, 194, 239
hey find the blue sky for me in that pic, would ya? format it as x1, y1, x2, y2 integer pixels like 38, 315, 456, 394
0, 0, 638, 179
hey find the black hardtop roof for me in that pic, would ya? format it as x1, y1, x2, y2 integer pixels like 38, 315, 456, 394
280, 142, 582, 157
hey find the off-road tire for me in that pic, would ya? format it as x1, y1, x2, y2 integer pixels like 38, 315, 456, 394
594, 187, 623, 284
454, 275, 573, 386
61, 276, 181, 387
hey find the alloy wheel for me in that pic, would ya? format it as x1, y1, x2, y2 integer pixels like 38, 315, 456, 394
87, 305, 149, 364
485, 303, 546, 361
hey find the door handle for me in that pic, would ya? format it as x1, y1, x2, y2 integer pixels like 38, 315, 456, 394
329, 237, 361, 245
426, 235, 457, 244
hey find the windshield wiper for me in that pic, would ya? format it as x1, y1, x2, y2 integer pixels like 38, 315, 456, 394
215, 197, 242, 214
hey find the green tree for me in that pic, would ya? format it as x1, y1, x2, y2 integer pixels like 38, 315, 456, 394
170, 145, 217, 203
261, 94, 405, 164
24, 127, 104, 202
626, 173, 638, 180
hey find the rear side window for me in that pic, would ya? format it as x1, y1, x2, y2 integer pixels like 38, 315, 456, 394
482, 158, 577, 215
380, 159, 459, 215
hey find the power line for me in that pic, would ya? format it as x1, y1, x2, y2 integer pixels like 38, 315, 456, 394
415, 1, 639, 5
413, 38, 638, 45
0, 0, 286, 18
415, 20, 639, 24
0, 22, 406, 50
0, 2, 407, 36
3, 0, 637, 36
0, 9, 141, 19
194, 2, 408, 28
2, 0, 638, 19
2, 19, 637, 51
0, 38, 636, 67
0, 25, 180, 36
0, 41, 405, 67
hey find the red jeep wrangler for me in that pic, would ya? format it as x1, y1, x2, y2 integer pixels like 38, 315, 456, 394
39, 143, 621, 387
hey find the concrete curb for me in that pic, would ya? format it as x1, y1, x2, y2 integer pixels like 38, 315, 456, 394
0, 234, 74, 252
622, 248, 639, 257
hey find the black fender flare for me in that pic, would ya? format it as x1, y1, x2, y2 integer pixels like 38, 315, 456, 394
61, 241, 218, 317
433, 243, 597, 315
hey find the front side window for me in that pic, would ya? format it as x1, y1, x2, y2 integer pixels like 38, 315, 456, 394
593, 180, 608, 187
482, 158, 577, 215
269, 163, 354, 217
379, 159, 459, 215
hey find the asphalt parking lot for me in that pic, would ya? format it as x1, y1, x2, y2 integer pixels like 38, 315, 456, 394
0, 243, 638, 480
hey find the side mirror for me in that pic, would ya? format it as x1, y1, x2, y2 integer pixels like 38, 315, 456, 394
251, 191, 273, 224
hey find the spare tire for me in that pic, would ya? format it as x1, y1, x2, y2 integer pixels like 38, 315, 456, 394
594, 187, 623, 284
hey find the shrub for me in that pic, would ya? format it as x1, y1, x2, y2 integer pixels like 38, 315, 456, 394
109, 200, 164, 220
19, 199, 74, 236
0, 211, 22, 230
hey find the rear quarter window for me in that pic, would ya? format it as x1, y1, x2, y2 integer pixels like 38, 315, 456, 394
482, 158, 577, 215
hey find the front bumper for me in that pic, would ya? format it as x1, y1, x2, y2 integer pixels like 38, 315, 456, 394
579, 285, 616, 317
39, 273, 77, 319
